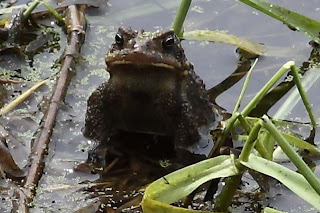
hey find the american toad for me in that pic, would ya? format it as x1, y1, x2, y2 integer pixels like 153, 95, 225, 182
84, 27, 219, 168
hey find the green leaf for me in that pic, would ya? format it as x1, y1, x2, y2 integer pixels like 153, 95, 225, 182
244, 117, 319, 155
142, 198, 213, 213
262, 207, 286, 213
274, 67, 320, 121
141, 155, 239, 213
281, 132, 320, 155
240, 154, 320, 209
238, 0, 320, 44
183, 30, 266, 55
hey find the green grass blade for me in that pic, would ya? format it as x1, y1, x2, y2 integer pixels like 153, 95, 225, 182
261, 116, 320, 196
183, 30, 266, 55
241, 154, 320, 209
238, 0, 320, 44
141, 155, 239, 212
246, 117, 318, 155
262, 207, 287, 213
213, 174, 242, 212
239, 122, 261, 162
142, 198, 214, 213
171, 0, 192, 37
233, 59, 258, 114
240, 61, 293, 118
274, 67, 320, 121
282, 132, 320, 155
22, 0, 41, 21
290, 64, 317, 128
41, 0, 64, 24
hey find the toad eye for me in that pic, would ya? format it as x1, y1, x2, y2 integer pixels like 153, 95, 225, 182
162, 35, 175, 48
115, 33, 124, 45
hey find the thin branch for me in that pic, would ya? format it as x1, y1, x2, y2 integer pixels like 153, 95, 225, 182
12, 4, 86, 212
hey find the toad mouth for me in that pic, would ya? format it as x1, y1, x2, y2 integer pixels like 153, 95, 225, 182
106, 51, 182, 70
107, 60, 176, 70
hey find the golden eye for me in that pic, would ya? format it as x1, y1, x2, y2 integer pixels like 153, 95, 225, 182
115, 33, 124, 45
162, 35, 175, 48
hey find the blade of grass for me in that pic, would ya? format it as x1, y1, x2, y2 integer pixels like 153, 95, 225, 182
282, 132, 320, 155
0, 79, 50, 115
213, 174, 242, 212
209, 112, 239, 157
245, 118, 318, 155
214, 122, 261, 212
290, 64, 317, 128
171, 0, 192, 37
141, 155, 238, 209
41, 0, 64, 24
22, 0, 41, 21
239, 122, 262, 162
183, 30, 266, 55
238, 0, 320, 44
142, 155, 238, 212
257, 130, 274, 159
233, 58, 258, 113
262, 207, 287, 213
240, 61, 294, 118
241, 154, 320, 209
274, 67, 320, 121
260, 115, 320, 196
210, 59, 258, 157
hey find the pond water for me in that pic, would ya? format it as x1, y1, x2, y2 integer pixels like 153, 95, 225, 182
0, 0, 320, 212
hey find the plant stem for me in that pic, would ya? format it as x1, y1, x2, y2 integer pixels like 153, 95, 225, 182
233, 58, 258, 114
22, 0, 41, 21
290, 64, 317, 128
239, 122, 261, 162
209, 112, 239, 157
171, 0, 192, 37
210, 60, 257, 157
260, 130, 274, 157
42, 0, 64, 24
214, 174, 242, 212
237, 113, 251, 134
237, 115, 270, 159
255, 138, 271, 160
241, 61, 294, 118
261, 115, 320, 195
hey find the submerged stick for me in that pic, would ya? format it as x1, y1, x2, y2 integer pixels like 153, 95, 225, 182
13, 4, 86, 212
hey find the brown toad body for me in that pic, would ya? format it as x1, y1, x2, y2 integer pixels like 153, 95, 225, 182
84, 27, 218, 166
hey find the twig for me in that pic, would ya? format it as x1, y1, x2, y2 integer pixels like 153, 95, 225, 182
12, 4, 86, 212
0, 79, 50, 115
0, 78, 22, 84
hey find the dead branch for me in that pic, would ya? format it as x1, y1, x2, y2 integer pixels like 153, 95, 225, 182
12, 4, 86, 213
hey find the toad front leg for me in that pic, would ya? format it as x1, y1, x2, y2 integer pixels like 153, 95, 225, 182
84, 82, 113, 169
174, 102, 201, 149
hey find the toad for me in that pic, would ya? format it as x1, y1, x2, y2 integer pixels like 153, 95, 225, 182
84, 27, 219, 168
